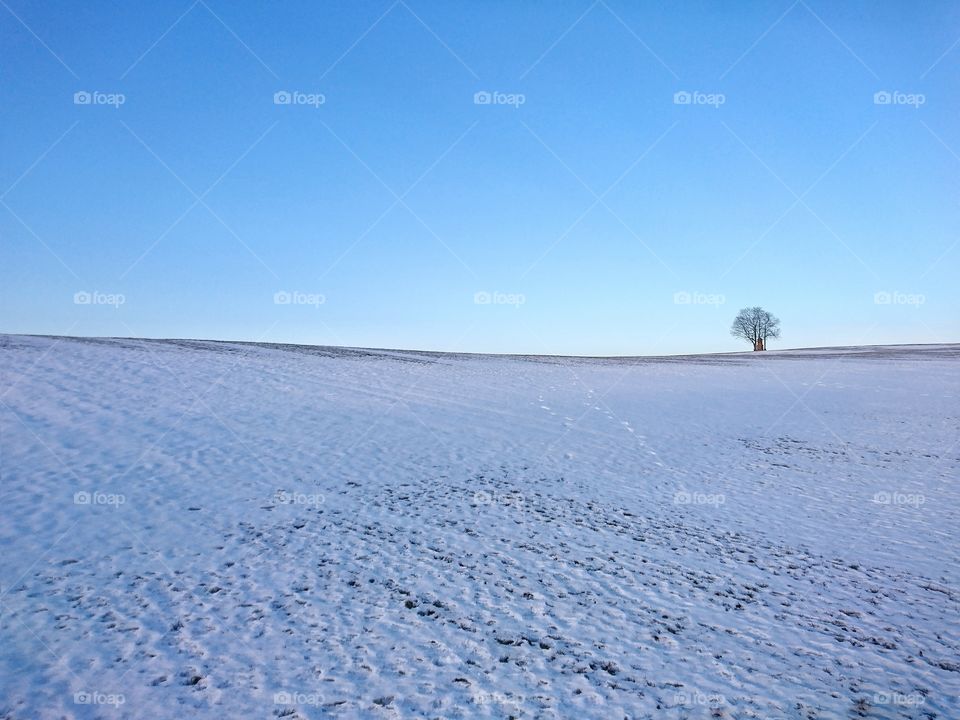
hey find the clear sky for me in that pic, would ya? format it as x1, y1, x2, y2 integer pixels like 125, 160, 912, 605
2, 0, 957, 355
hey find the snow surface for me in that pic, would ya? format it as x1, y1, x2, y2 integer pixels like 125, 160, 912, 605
0, 334, 957, 719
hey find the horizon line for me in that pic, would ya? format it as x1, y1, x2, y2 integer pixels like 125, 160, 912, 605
4, 333, 957, 361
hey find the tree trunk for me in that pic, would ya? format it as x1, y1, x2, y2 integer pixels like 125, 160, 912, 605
753, 339, 765, 351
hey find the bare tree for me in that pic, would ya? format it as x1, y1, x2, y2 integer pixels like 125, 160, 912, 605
731, 307, 781, 351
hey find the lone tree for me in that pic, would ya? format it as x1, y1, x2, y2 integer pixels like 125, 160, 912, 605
731, 307, 781, 351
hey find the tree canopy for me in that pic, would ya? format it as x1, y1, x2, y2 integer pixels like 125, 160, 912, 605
731, 307, 781, 350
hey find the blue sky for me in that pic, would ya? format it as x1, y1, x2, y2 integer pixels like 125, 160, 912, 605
2, 0, 957, 355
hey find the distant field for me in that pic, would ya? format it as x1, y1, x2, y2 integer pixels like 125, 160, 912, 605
1, 335, 957, 718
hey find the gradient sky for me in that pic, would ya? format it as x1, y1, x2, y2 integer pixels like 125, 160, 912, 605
1, 0, 957, 355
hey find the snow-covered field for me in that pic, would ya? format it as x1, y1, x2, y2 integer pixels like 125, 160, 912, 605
0, 334, 957, 719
